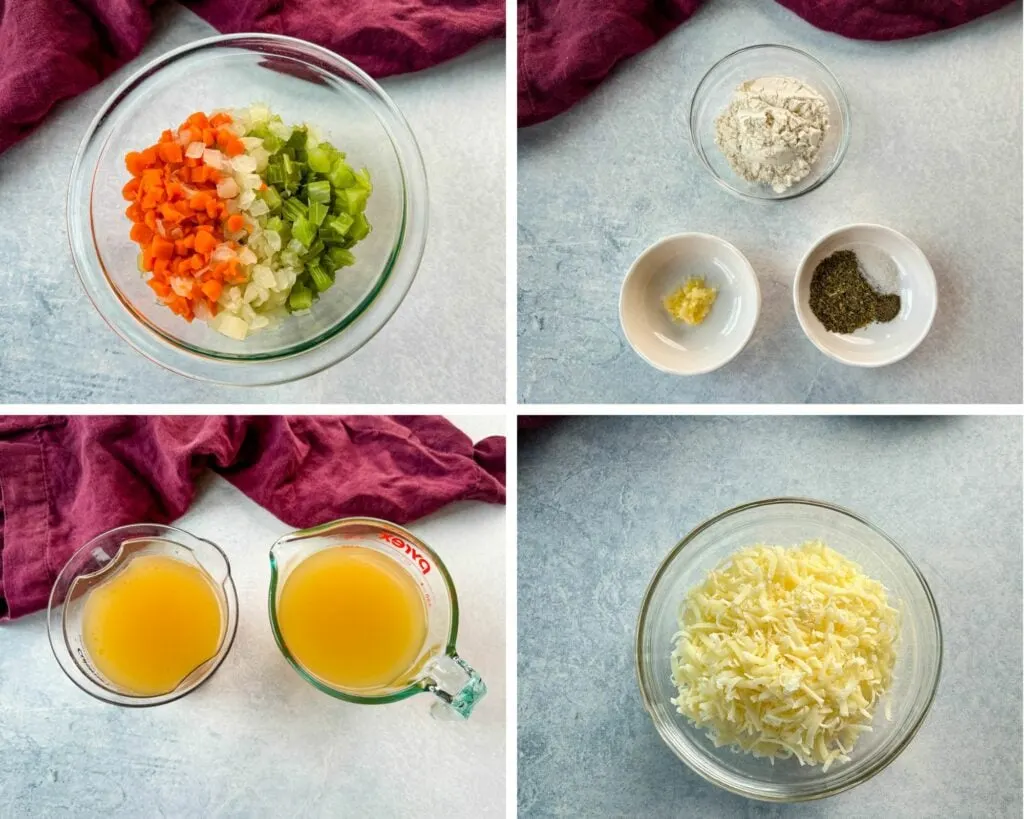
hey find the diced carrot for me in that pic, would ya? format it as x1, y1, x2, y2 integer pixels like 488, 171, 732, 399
125, 152, 145, 175
202, 128, 215, 146
153, 258, 170, 278
144, 210, 158, 230
148, 279, 171, 298
210, 112, 232, 127
201, 280, 223, 301
140, 168, 162, 189
125, 203, 141, 222
158, 142, 183, 163
194, 230, 218, 255
122, 179, 140, 200
159, 203, 183, 224
226, 214, 245, 233
224, 138, 245, 157
140, 147, 158, 166
152, 236, 174, 260
189, 191, 212, 211
130, 223, 154, 243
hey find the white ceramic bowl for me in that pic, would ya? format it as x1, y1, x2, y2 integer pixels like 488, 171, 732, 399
794, 225, 937, 367
620, 233, 761, 375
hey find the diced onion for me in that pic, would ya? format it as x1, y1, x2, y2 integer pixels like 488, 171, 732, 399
202, 149, 224, 169
217, 177, 240, 199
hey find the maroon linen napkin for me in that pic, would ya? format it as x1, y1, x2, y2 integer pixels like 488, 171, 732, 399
0, 415, 505, 620
0, 0, 503, 155
518, 0, 1014, 127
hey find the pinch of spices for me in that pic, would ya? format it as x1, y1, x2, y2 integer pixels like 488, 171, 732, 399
809, 250, 901, 334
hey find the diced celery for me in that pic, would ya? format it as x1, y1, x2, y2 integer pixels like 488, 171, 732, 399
265, 215, 283, 233
308, 200, 328, 227
305, 237, 325, 259
291, 216, 317, 248
354, 168, 373, 191
342, 186, 369, 214
260, 187, 282, 212
349, 212, 370, 241
307, 145, 333, 174
321, 214, 354, 243
327, 159, 355, 189
327, 247, 356, 268
265, 163, 285, 186
285, 127, 307, 152
308, 260, 333, 292
281, 198, 308, 223
288, 283, 313, 311
306, 180, 331, 204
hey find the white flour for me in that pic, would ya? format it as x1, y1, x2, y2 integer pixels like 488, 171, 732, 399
714, 76, 830, 193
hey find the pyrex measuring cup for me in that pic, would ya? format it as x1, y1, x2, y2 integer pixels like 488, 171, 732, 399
268, 517, 486, 719
47, 523, 239, 707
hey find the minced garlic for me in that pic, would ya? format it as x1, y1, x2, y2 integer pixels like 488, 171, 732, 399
671, 541, 899, 771
663, 277, 717, 325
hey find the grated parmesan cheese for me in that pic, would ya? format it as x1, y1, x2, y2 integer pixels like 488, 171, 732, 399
671, 540, 899, 771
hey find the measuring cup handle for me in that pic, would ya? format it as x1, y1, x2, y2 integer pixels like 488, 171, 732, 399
422, 653, 486, 720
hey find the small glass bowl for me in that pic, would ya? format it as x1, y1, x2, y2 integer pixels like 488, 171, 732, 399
68, 34, 428, 385
689, 45, 851, 201
635, 498, 941, 802
47, 524, 239, 707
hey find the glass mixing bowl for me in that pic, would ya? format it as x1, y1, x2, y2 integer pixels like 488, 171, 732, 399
689, 45, 850, 201
635, 498, 941, 802
68, 34, 428, 385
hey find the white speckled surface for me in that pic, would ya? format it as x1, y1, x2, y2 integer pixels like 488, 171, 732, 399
0, 4, 505, 403
0, 416, 505, 817
518, 416, 1022, 816
517, 1, 1023, 404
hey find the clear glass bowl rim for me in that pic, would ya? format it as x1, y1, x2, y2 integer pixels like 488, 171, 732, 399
66, 32, 428, 386
688, 43, 852, 202
46, 522, 240, 708
634, 496, 943, 802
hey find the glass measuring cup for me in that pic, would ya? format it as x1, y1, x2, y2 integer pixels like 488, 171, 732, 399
268, 517, 486, 719
47, 523, 239, 707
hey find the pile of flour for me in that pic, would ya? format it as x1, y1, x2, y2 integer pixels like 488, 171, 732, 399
714, 76, 830, 193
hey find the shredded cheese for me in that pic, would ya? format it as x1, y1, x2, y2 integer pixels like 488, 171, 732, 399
671, 541, 899, 771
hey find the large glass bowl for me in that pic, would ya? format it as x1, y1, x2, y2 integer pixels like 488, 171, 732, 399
635, 498, 941, 802
689, 45, 850, 201
68, 34, 428, 385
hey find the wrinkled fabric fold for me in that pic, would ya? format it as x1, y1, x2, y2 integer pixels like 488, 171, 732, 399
0, 416, 505, 620
0, 0, 504, 155
518, 0, 1014, 127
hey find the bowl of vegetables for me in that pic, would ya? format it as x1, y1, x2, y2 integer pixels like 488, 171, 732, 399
68, 34, 427, 385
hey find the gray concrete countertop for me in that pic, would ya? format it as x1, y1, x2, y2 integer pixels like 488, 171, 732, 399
518, 416, 1022, 816
0, 416, 506, 817
518, 1, 1022, 404
0, 4, 504, 404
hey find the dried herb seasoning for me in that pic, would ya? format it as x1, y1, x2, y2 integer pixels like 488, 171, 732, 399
809, 250, 901, 334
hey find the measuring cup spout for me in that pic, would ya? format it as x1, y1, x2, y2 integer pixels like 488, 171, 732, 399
422, 653, 487, 720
